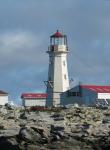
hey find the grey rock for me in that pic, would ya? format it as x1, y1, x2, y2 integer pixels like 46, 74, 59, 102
19, 112, 28, 119
51, 134, 60, 141
0, 137, 19, 150
0, 129, 19, 137
0, 106, 109, 149
6, 113, 15, 119
31, 126, 44, 135
5, 103, 14, 110
18, 127, 32, 142
51, 125, 65, 132
0, 123, 5, 130
51, 113, 64, 121
102, 117, 110, 124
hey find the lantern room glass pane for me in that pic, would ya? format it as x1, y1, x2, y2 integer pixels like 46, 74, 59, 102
57, 38, 64, 45
52, 37, 65, 45
50, 36, 67, 46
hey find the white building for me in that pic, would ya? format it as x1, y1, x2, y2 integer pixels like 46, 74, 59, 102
21, 93, 47, 107
61, 85, 110, 106
0, 90, 8, 105
46, 30, 70, 106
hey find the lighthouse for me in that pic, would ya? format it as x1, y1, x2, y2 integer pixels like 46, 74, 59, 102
46, 30, 70, 106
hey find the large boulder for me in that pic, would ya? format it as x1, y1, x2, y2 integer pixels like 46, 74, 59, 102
5, 103, 14, 110
18, 127, 32, 142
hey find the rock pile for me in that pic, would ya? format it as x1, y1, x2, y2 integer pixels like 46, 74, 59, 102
0, 105, 110, 149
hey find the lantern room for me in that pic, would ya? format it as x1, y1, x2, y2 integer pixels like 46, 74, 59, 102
50, 30, 67, 45
49, 30, 68, 52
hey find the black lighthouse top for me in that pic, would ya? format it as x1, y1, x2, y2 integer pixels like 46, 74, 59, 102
50, 30, 67, 46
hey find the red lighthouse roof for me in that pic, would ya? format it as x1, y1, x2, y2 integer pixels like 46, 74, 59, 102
51, 30, 64, 38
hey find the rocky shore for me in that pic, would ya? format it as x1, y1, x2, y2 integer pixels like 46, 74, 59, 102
0, 104, 110, 150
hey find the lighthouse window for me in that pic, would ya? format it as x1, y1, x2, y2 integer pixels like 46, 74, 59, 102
63, 61, 65, 66
64, 74, 66, 80
55, 38, 59, 45
54, 38, 63, 45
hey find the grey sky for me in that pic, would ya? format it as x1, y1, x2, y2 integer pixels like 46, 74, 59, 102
0, 0, 110, 104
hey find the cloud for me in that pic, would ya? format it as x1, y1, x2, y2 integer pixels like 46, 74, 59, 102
0, 30, 47, 68
0, 31, 37, 52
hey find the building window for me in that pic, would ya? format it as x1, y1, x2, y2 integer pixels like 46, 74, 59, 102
64, 74, 66, 80
67, 91, 81, 97
77, 92, 81, 97
63, 61, 65, 66
67, 91, 76, 97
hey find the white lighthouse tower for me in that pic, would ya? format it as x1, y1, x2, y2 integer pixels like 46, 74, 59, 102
46, 30, 70, 107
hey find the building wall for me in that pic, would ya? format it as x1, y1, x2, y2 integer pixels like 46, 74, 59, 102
0, 95, 8, 105
82, 88, 97, 105
98, 93, 110, 99
22, 98, 46, 107
61, 92, 82, 106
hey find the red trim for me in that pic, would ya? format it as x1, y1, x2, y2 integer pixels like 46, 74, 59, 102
21, 93, 47, 99
81, 85, 110, 93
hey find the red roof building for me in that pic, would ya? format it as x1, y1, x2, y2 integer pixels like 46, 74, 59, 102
0, 90, 8, 105
0, 90, 8, 95
61, 85, 110, 106
21, 93, 47, 107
